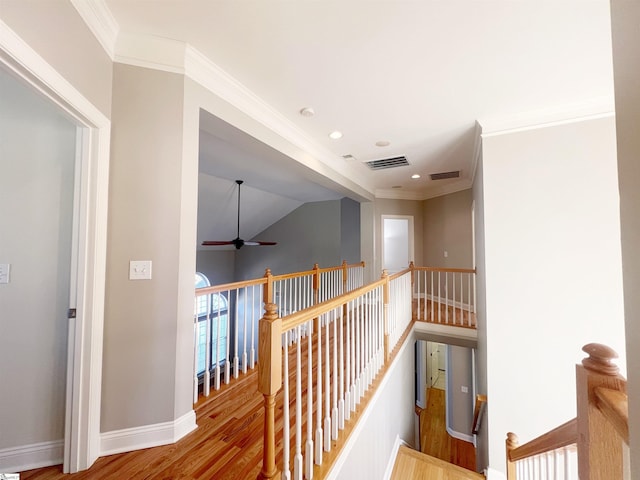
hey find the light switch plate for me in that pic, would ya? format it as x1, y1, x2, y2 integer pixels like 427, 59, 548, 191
0, 263, 10, 284
461, 385, 468, 393
129, 260, 152, 280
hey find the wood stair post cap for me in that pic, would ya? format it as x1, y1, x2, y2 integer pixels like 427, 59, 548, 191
582, 343, 619, 375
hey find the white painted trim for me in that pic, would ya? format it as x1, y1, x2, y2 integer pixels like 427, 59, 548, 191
100, 411, 197, 456
69, 0, 119, 59
0, 440, 64, 473
383, 435, 411, 480
376, 180, 473, 201
0, 18, 110, 474
414, 321, 478, 341
485, 466, 508, 480
446, 426, 475, 444
324, 332, 415, 480
479, 97, 615, 138
114, 32, 187, 74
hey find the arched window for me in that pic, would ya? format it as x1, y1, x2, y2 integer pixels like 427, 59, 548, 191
195, 272, 228, 375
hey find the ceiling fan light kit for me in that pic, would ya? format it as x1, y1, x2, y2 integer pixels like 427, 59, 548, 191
202, 180, 277, 249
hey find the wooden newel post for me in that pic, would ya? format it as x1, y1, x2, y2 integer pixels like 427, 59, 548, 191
505, 432, 519, 480
342, 260, 348, 292
258, 302, 282, 480
264, 268, 274, 305
576, 343, 626, 480
382, 269, 390, 361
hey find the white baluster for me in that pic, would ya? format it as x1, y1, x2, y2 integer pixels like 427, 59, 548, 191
294, 326, 303, 480
250, 286, 256, 369
349, 299, 356, 413
315, 315, 323, 465
305, 319, 314, 479
332, 310, 339, 440
345, 301, 351, 421
233, 289, 239, 379
452, 272, 456, 325
338, 306, 345, 430
193, 304, 199, 404
242, 287, 248, 375
324, 312, 331, 452
203, 295, 211, 397
224, 289, 231, 385
282, 331, 291, 480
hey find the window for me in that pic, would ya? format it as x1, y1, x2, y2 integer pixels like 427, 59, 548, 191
195, 272, 228, 375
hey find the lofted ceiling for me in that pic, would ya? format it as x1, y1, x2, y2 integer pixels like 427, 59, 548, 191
83, 1, 615, 243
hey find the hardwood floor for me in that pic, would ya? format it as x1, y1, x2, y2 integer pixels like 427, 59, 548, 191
413, 300, 477, 329
20, 369, 265, 480
420, 387, 477, 472
391, 446, 484, 480
19, 320, 469, 480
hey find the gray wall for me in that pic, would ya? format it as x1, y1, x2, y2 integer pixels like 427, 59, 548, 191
332, 337, 416, 480
479, 115, 625, 475
1, 0, 113, 118
610, 1, 640, 475
472, 153, 489, 472
423, 189, 473, 268
340, 197, 361, 263
235, 199, 351, 280
103, 64, 194, 431
447, 346, 474, 440
0, 70, 77, 449
196, 250, 236, 285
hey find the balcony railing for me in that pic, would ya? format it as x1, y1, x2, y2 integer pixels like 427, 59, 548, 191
193, 261, 365, 402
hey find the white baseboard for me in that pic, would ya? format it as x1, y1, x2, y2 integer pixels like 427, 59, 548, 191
383, 435, 411, 480
100, 410, 197, 456
0, 439, 63, 472
485, 466, 507, 480
446, 426, 475, 444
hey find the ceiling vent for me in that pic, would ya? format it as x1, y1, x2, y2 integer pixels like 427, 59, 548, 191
365, 156, 410, 171
430, 170, 460, 180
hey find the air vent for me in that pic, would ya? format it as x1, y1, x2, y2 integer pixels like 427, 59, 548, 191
429, 170, 460, 180
342, 154, 357, 161
365, 156, 410, 171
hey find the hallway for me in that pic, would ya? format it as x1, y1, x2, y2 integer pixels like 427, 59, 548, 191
420, 387, 477, 472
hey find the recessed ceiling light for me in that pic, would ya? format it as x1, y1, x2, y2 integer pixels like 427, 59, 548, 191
329, 131, 343, 140
375, 140, 391, 147
299, 107, 315, 117
411, 174, 421, 179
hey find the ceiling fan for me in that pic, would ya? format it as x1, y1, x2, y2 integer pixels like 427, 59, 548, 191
202, 180, 277, 249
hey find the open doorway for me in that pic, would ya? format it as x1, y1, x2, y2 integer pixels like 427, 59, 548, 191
382, 215, 414, 274
1, 28, 110, 473
416, 340, 477, 472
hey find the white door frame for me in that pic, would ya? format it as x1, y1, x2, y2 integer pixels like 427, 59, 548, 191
381, 214, 415, 274
1, 20, 110, 473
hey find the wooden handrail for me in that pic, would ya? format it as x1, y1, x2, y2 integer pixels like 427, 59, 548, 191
472, 394, 487, 435
594, 386, 629, 444
411, 266, 476, 274
196, 277, 267, 295
280, 276, 387, 332
507, 418, 577, 463
388, 266, 412, 281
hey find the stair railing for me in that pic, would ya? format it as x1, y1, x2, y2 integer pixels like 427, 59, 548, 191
505, 343, 629, 480
257, 267, 414, 480
411, 264, 476, 328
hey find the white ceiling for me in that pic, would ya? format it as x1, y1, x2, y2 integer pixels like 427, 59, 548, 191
87, 1, 615, 245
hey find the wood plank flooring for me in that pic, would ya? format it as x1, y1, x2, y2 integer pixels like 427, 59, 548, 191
420, 388, 477, 472
413, 300, 477, 329
391, 446, 484, 480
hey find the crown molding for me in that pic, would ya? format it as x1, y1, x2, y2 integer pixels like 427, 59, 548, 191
375, 178, 472, 201
114, 32, 187, 74
479, 96, 615, 138
70, 0, 118, 59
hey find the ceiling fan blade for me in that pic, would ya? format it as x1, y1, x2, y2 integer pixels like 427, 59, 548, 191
203, 181, 277, 249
